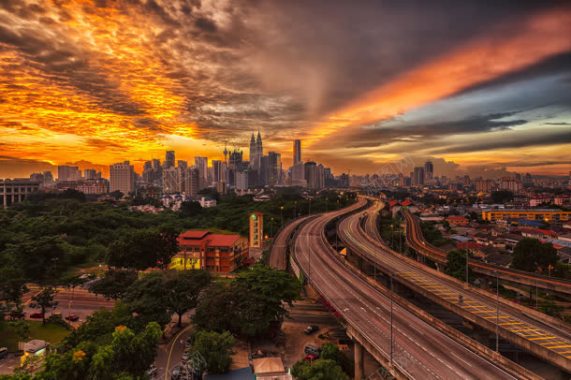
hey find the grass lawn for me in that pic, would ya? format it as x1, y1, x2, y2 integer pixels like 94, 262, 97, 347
0, 321, 70, 352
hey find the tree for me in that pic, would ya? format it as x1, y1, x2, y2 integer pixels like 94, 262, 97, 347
106, 228, 178, 271
291, 359, 349, 380
32, 286, 57, 325
319, 343, 353, 375
9, 237, 67, 284
512, 238, 558, 274
180, 201, 202, 217
445, 250, 471, 282
190, 330, 235, 374
89, 269, 138, 300
122, 272, 172, 329
164, 270, 211, 327
0, 267, 27, 310
9, 320, 30, 342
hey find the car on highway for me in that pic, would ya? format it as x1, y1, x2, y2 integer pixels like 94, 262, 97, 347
304, 325, 319, 335
30, 312, 44, 319
65, 314, 79, 322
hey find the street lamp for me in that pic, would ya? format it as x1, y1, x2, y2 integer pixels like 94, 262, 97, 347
280, 206, 284, 228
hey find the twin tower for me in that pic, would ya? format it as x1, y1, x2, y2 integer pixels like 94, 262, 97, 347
249, 131, 263, 171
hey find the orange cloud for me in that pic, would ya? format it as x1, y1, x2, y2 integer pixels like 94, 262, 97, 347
305, 6, 571, 145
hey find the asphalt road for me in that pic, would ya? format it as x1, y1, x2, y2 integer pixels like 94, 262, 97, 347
343, 200, 571, 371
268, 216, 312, 270
293, 200, 517, 379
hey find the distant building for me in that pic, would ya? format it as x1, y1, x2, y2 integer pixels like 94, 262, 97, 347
171, 230, 248, 273
424, 161, 434, 182
162, 167, 179, 194
266, 151, 282, 186
199, 196, 217, 208
236, 171, 249, 191
412, 167, 425, 186
109, 161, 135, 195
83, 169, 100, 180
249, 211, 264, 249
195, 156, 208, 189
293, 139, 302, 165
183, 167, 200, 197
1, 178, 41, 208
57, 165, 81, 181
164, 151, 175, 169
76, 179, 109, 194
482, 209, 571, 223
291, 162, 306, 187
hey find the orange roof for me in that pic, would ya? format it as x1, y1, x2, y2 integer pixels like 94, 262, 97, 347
179, 230, 209, 239
178, 230, 242, 248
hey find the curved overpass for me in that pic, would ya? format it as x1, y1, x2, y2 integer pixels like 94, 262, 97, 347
402, 208, 571, 296
343, 200, 571, 372
292, 199, 524, 379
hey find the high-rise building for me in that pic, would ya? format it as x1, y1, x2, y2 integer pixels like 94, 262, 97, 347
267, 152, 282, 186
424, 161, 434, 181
84, 169, 99, 180
164, 151, 175, 169
183, 168, 200, 197
291, 162, 306, 187
412, 167, 425, 186
178, 160, 188, 170
109, 161, 135, 195
163, 167, 179, 194
195, 157, 208, 189
212, 160, 223, 183
293, 139, 302, 165
57, 165, 81, 181
304, 161, 319, 190
249, 131, 263, 172
236, 171, 249, 191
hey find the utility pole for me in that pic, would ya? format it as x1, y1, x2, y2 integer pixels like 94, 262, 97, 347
495, 270, 499, 352
390, 275, 394, 366
465, 251, 469, 285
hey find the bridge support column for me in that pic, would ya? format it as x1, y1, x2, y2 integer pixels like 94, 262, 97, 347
354, 341, 364, 380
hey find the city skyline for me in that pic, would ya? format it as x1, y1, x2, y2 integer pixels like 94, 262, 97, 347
1, 1, 570, 178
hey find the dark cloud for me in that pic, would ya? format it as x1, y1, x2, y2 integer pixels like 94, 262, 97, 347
431, 130, 571, 154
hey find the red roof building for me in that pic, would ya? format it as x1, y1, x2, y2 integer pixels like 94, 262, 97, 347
446, 215, 469, 227
170, 230, 249, 273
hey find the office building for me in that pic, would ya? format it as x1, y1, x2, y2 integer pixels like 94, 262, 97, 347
164, 151, 175, 169
183, 167, 200, 198
424, 161, 434, 181
236, 170, 249, 191
412, 167, 425, 186
162, 166, 179, 194
249, 131, 263, 172
76, 179, 109, 194
293, 139, 302, 165
195, 156, 208, 189
83, 169, 100, 180
267, 152, 282, 186
109, 161, 135, 195
291, 162, 307, 187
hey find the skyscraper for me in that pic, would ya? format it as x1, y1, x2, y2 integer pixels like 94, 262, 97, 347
412, 167, 425, 186
164, 151, 175, 169
183, 167, 200, 197
293, 139, 302, 165
109, 161, 135, 195
267, 152, 282, 186
162, 166, 179, 193
249, 131, 263, 171
424, 161, 434, 181
195, 157, 208, 189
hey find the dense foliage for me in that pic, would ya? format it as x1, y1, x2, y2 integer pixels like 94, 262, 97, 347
512, 238, 558, 274
419, 221, 449, 247
193, 265, 301, 338
445, 250, 472, 282
189, 330, 235, 374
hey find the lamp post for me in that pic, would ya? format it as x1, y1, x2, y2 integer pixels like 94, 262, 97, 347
280, 206, 284, 228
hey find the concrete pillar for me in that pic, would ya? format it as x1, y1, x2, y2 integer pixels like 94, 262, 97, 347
354, 341, 364, 380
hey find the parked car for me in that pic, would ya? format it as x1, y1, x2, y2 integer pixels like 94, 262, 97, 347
304, 353, 319, 361
0, 347, 8, 360
304, 325, 319, 335
65, 314, 79, 322
304, 345, 320, 356
30, 312, 44, 319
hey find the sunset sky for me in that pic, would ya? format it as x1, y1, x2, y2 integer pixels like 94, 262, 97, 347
1, 0, 570, 177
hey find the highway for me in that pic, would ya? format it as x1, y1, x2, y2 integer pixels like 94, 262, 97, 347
402, 208, 571, 296
268, 216, 313, 270
292, 199, 521, 379
341, 200, 571, 372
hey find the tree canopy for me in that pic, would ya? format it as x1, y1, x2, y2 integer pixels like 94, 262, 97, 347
512, 238, 558, 274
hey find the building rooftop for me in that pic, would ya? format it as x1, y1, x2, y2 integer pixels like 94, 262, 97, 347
178, 230, 242, 248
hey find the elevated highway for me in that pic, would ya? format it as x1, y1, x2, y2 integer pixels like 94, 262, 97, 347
290, 199, 530, 379
268, 216, 313, 270
402, 208, 571, 296
340, 200, 571, 373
